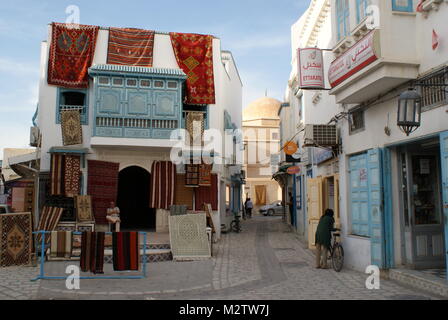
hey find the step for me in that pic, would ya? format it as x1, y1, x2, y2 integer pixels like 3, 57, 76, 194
388, 268, 448, 298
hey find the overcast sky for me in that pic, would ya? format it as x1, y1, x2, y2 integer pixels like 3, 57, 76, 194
0, 0, 308, 159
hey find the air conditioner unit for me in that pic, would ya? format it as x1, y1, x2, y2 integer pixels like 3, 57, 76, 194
30, 126, 40, 147
303, 124, 338, 147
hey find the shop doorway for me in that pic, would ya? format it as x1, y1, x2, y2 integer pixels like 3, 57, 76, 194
117, 166, 155, 230
398, 138, 446, 269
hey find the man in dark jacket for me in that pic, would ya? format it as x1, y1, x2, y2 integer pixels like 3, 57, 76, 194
315, 208, 337, 269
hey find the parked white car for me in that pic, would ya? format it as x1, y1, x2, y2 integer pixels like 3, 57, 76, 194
259, 201, 284, 216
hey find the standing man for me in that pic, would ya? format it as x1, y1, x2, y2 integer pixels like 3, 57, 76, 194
315, 209, 337, 269
245, 197, 253, 219
288, 192, 294, 225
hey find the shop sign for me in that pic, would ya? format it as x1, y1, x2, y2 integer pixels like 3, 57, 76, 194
328, 30, 380, 88
283, 141, 298, 156
298, 48, 325, 89
287, 166, 301, 175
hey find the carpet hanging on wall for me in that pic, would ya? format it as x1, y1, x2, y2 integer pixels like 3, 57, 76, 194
149, 161, 175, 210
0, 213, 32, 267
198, 164, 212, 186
107, 28, 155, 66
64, 155, 81, 197
47, 22, 99, 88
75, 195, 94, 222
50, 153, 65, 195
61, 110, 83, 146
87, 160, 119, 225
112, 232, 139, 271
195, 174, 218, 211
170, 32, 215, 105
80, 231, 105, 274
185, 112, 204, 146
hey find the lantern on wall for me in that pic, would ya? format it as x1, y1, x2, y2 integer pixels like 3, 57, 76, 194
397, 88, 422, 136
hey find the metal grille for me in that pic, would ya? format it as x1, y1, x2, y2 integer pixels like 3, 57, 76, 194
420, 69, 447, 109
304, 124, 337, 146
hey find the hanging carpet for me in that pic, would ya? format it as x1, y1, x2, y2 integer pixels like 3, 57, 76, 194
50, 153, 65, 196
185, 164, 199, 187
195, 174, 218, 210
170, 33, 215, 105
61, 110, 83, 146
50, 231, 72, 259
0, 213, 32, 267
36, 206, 64, 244
87, 160, 119, 225
149, 161, 175, 210
112, 231, 139, 271
80, 232, 105, 274
75, 195, 93, 222
64, 155, 81, 197
47, 22, 99, 88
185, 112, 204, 146
198, 163, 212, 186
107, 28, 155, 66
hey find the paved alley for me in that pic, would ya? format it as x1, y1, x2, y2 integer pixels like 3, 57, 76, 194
0, 215, 443, 300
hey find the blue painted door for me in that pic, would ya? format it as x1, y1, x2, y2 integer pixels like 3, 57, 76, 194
440, 131, 448, 273
349, 153, 370, 237
368, 148, 385, 268
382, 148, 394, 268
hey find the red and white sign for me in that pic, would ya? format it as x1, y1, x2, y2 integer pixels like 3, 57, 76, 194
297, 48, 325, 89
328, 30, 379, 88
287, 166, 301, 175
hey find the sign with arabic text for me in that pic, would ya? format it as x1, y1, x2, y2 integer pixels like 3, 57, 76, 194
328, 30, 380, 88
297, 48, 325, 89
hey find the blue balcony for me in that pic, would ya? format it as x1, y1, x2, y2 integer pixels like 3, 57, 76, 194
89, 64, 187, 140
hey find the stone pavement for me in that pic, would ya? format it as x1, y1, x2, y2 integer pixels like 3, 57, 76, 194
0, 216, 445, 300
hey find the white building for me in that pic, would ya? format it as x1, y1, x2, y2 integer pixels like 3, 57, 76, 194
327, 0, 448, 272
279, 0, 342, 245
33, 23, 243, 236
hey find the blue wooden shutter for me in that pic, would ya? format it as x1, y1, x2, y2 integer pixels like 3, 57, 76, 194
440, 131, 448, 272
382, 148, 394, 268
349, 153, 370, 237
368, 148, 385, 268
392, 0, 413, 12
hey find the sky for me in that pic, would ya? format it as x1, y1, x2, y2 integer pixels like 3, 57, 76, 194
0, 0, 308, 159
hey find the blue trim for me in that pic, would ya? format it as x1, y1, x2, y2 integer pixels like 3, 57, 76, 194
439, 131, 448, 281
356, 0, 370, 24
32, 104, 38, 126
336, 0, 350, 41
392, 0, 413, 12
382, 147, 394, 269
368, 148, 385, 268
56, 88, 89, 125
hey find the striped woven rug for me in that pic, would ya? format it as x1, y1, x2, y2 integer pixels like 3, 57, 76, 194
107, 28, 155, 67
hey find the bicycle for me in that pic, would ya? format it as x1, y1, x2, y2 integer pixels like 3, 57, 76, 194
230, 215, 242, 233
327, 230, 344, 272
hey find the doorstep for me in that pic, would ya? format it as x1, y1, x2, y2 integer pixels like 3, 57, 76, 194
388, 268, 448, 298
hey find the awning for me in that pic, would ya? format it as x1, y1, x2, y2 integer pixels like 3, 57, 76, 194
48, 146, 90, 154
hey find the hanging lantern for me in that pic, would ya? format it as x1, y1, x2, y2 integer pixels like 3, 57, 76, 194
397, 88, 422, 136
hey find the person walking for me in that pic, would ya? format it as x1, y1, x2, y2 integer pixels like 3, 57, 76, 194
315, 208, 337, 269
245, 198, 253, 219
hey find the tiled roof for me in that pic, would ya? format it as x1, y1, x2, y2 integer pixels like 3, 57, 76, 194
89, 64, 187, 78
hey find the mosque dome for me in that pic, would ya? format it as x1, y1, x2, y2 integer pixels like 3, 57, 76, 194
243, 97, 281, 121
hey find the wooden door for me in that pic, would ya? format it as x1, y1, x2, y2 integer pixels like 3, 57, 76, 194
334, 174, 340, 229
307, 177, 322, 249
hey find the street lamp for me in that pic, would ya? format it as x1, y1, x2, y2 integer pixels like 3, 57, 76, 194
397, 88, 422, 136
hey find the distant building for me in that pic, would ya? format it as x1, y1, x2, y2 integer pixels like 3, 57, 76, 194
243, 97, 282, 210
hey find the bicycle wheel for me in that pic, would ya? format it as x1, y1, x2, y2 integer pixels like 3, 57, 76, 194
331, 243, 344, 272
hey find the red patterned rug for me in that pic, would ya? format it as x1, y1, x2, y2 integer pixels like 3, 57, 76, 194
0, 213, 32, 267
87, 160, 119, 224
195, 174, 218, 210
47, 22, 99, 88
170, 33, 215, 105
107, 28, 155, 66
64, 155, 81, 197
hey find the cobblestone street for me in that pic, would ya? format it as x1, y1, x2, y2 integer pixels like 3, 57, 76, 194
0, 216, 444, 300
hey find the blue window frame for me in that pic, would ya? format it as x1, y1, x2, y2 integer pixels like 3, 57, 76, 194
356, 0, 371, 23
392, 0, 413, 12
336, 0, 350, 41
56, 88, 89, 125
